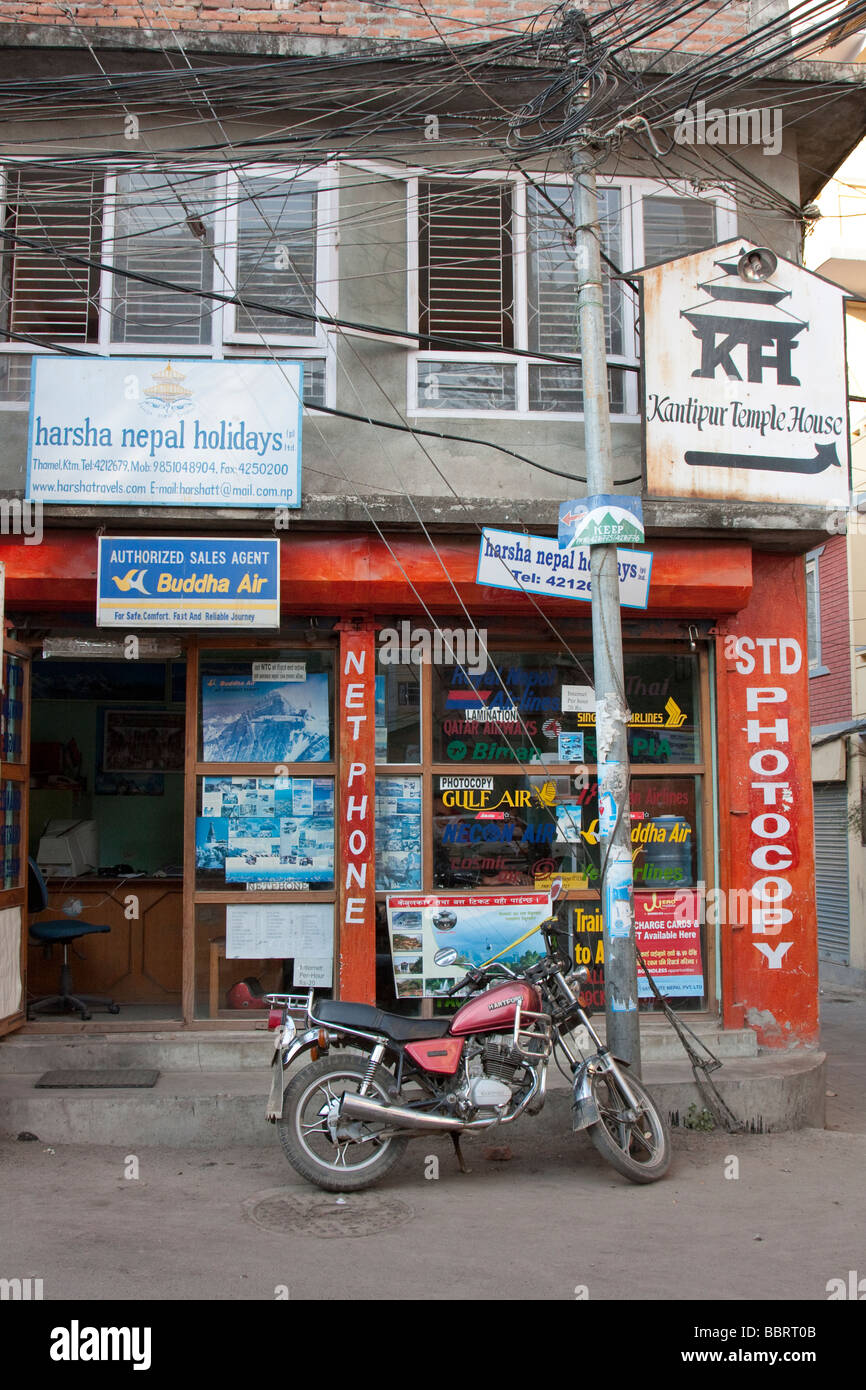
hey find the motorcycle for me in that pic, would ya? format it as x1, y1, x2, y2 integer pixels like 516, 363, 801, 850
265, 919, 671, 1191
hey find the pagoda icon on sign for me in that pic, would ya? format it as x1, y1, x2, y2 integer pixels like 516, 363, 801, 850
142, 361, 195, 417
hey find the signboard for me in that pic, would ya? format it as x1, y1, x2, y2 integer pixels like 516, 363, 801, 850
477, 528, 652, 609
559, 496, 644, 548
385, 892, 552, 998
571, 890, 704, 1005
97, 537, 280, 629
637, 240, 849, 505
27, 358, 302, 508
634, 889, 703, 997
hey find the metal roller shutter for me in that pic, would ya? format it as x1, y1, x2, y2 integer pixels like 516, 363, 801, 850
813, 782, 850, 963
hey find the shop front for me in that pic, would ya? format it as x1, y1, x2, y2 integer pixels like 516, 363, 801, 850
0, 529, 817, 1049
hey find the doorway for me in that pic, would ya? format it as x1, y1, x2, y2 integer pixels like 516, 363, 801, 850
26, 642, 185, 1023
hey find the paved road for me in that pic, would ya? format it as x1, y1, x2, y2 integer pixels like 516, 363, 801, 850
1, 983, 863, 1322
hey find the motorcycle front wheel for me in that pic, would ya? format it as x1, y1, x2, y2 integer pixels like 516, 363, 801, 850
278, 1054, 409, 1192
587, 1069, 671, 1184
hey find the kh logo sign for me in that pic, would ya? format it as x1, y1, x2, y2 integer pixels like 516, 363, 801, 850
638, 239, 849, 505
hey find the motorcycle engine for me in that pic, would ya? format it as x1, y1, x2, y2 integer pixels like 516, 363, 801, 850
464, 1037, 525, 1110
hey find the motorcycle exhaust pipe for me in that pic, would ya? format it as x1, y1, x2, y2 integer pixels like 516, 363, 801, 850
340, 1092, 466, 1133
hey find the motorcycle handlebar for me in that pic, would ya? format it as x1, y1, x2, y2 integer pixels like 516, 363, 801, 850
445, 968, 484, 997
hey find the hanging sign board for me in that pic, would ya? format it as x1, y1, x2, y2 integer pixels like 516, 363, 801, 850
26, 357, 302, 508
558, 496, 644, 548
477, 527, 652, 609
635, 239, 849, 506
385, 892, 552, 998
97, 536, 280, 628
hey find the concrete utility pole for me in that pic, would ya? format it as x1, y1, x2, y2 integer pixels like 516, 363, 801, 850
571, 145, 642, 1074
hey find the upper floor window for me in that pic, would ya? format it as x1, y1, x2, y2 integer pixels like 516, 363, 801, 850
409, 174, 734, 418
0, 162, 335, 407
805, 548, 825, 674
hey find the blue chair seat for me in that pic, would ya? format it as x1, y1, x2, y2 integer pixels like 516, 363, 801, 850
30, 921, 110, 945
27, 858, 119, 1020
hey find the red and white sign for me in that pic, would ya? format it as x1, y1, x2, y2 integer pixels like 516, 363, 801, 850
634, 889, 703, 998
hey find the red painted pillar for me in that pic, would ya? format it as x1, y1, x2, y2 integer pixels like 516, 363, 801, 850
337, 619, 377, 1003
716, 551, 819, 1047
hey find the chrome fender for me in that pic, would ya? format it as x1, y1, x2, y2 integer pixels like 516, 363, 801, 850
572, 1052, 637, 1130
265, 1028, 320, 1121
572, 1059, 601, 1130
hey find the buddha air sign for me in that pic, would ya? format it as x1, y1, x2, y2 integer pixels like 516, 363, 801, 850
637, 240, 849, 506
97, 537, 279, 628
26, 358, 302, 508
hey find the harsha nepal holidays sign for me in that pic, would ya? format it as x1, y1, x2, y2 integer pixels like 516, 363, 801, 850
97, 537, 280, 629
26, 358, 302, 508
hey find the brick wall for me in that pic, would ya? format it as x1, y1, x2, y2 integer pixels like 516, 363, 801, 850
809, 534, 852, 726
0, 1, 750, 49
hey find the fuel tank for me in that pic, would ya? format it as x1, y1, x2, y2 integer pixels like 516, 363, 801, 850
449, 981, 542, 1037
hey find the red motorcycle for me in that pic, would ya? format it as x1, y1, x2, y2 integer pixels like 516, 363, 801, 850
265, 920, 670, 1190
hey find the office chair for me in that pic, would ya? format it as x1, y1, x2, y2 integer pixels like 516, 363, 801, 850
27, 858, 120, 1021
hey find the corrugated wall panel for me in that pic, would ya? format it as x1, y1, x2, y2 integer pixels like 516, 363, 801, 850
814, 782, 850, 963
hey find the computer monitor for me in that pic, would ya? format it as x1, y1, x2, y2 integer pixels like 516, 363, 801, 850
36, 819, 99, 878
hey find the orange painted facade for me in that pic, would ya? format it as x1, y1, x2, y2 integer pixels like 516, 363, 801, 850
0, 530, 818, 1043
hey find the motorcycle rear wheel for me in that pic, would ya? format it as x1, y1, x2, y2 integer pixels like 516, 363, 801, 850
587, 1069, 671, 1184
278, 1054, 409, 1192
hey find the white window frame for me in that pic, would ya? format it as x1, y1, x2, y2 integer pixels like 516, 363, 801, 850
806, 546, 828, 676
407, 171, 736, 421
0, 159, 337, 409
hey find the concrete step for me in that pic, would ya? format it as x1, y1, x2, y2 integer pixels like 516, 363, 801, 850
0, 1050, 823, 1147
0, 1030, 274, 1074
0, 1019, 758, 1073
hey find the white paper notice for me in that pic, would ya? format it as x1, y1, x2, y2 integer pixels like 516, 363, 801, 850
562, 685, 596, 713
295, 958, 333, 987
226, 902, 333, 964
252, 662, 306, 682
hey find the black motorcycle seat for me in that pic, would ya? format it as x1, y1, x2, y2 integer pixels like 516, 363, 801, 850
315, 1000, 451, 1043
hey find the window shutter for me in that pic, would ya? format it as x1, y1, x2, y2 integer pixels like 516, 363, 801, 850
419, 181, 513, 347
2, 167, 102, 343
642, 195, 716, 267
233, 177, 318, 337
110, 171, 217, 345
527, 184, 623, 358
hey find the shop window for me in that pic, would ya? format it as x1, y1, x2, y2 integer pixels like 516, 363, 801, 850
374, 659, 421, 764
376, 640, 710, 1015
193, 647, 337, 1017
195, 775, 335, 893
431, 649, 700, 765
375, 777, 422, 890
198, 650, 334, 763
195, 902, 335, 1019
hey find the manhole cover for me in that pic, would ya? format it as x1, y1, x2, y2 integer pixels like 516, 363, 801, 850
243, 1187, 414, 1238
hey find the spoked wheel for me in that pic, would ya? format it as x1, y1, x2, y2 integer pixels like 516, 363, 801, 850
587, 1068, 671, 1184
278, 1055, 409, 1192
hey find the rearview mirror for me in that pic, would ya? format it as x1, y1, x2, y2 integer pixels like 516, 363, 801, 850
433, 947, 458, 967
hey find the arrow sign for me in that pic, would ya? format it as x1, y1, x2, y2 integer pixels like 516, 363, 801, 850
684, 443, 841, 475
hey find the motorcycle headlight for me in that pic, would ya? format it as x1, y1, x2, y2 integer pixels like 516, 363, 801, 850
568, 966, 591, 989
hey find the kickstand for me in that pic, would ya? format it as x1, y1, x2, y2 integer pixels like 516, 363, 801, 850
450, 1133, 471, 1174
